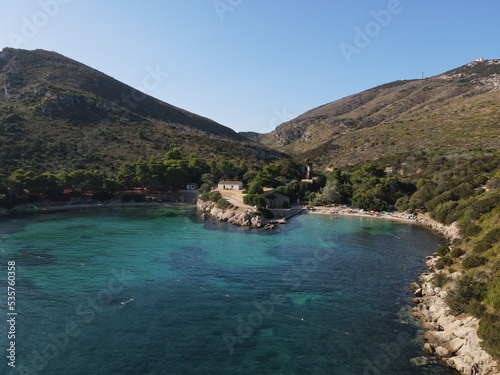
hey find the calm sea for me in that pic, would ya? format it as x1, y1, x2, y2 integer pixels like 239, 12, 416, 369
0, 207, 458, 374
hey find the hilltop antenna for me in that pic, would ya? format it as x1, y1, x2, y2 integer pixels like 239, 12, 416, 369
421, 72, 424, 80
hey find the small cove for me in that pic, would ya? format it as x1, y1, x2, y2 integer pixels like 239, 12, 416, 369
0, 207, 459, 374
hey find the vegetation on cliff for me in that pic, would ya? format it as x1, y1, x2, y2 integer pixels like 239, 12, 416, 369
262, 59, 500, 168
0, 48, 282, 175
399, 154, 500, 358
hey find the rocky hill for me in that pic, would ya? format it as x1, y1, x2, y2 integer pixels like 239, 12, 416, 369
0, 48, 281, 174
261, 59, 500, 170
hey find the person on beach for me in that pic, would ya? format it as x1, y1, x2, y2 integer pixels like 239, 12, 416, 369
471, 363, 479, 375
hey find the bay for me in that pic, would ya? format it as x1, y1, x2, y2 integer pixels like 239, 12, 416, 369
0, 207, 458, 374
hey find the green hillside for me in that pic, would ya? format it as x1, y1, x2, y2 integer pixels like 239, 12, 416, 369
0, 48, 282, 174
261, 59, 500, 170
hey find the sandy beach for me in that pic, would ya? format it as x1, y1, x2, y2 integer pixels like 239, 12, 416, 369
306, 206, 417, 224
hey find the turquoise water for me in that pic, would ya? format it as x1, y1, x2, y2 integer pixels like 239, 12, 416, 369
0, 207, 458, 374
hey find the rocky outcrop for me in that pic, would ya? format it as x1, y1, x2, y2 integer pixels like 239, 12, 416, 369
0, 206, 9, 217
412, 257, 499, 374
197, 200, 265, 228
415, 213, 460, 241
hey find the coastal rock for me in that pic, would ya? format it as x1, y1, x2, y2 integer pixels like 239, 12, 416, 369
197, 200, 264, 228
445, 338, 465, 354
0, 207, 8, 216
454, 326, 476, 340
415, 213, 460, 241
423, 343, 434, 354
414, 288, 423, 297
435, 346, 451, 358
412, 214, 499, 374
409, 281, 421, 292
425, 330, 454, 345
436, 315, 454, 328
446, 357, 469, 374
449, 271, 463, 281
410, 356, 433, 367
417, 284, 499, 374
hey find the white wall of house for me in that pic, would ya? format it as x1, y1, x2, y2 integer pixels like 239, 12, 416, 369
218, 181, 243, 190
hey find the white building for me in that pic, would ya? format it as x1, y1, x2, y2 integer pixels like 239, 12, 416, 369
218, 180, 244, 190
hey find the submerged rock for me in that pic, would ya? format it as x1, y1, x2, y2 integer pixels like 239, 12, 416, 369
410, 356, 433, 367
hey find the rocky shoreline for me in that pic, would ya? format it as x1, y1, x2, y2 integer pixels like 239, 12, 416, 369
411, 214, 499, 374
196, 199, 302, 229
415, 213, 461, 242
196, 199, 267, 228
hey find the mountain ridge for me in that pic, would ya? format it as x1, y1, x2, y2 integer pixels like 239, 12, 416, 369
260, 59, 500, 169
0, 48, 282, 174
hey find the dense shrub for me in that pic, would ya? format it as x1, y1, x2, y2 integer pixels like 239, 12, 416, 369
395, 195, 410, 212
469, 194, 500, 220
467, 298, 486, 317
483, 228, 500, 246
450, 248, 465, 258
426, 191, 456, 213
473, 228, 500, 254
198, 183, 212, 195
432, 272, 448, 288
436, 245, 450, 257
431, 200, 459, 224
435, 256, 453, 270
207, 191, 222, 202
246, 179, 263, 194
485, 275, 500, 310
478, 315, 500, 359
474, 241, 492, 254
446, 275, 487, 315
462, 255, 488, 269
216, 198, 232, 210
458, 220, 482, 238
200, 191, 224, 203
243, 194, 265, 207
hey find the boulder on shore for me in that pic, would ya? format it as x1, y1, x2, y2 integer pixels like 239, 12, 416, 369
197, 200, 265, 228
413, 255, 499, 374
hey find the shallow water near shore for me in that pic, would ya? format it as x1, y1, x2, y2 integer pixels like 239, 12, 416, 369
0, 207, 459, 374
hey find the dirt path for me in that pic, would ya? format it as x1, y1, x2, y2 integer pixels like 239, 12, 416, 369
217, 189, 254, 209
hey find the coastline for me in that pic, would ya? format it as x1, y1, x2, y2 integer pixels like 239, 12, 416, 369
410, 215, 498, 374
412, 257, 498, 374
308, 208, 499, 374
306, 206, 417, 224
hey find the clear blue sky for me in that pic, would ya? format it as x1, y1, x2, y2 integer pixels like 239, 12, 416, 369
1, 0, 499, 133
